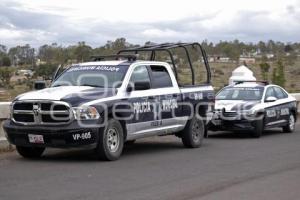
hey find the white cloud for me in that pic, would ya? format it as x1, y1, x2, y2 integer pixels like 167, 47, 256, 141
0, 0, 299, 47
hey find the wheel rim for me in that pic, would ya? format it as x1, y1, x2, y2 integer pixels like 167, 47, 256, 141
289, 115, 295, 130
192, 120, 202, 143
106, 128, 120, 153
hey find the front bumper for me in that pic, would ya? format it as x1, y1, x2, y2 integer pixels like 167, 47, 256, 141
208, 111, 257, 131
3, 120, 100, 148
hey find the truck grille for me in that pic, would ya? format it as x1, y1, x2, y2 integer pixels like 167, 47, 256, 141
223, 111, 238, 117
12, 101, 73, 125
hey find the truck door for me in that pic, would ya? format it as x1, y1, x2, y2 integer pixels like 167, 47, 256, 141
126, 65, 156, 135
148, 65, 182, 127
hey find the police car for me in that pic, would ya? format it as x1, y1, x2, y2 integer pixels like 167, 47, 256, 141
3, 43, 215, 161
209, 81, 297, 137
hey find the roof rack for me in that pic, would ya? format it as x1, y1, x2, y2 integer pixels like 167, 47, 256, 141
235, 80, 269, 85
117, 42, 211, 85
90, 54, 137, 62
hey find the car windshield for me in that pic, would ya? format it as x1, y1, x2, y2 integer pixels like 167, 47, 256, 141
216, 87, 264, 101
51, 65, 128, 88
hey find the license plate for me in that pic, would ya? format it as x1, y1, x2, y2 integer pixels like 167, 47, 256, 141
28, 134, 44, 144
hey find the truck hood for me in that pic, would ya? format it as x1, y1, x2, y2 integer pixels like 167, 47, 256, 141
15, 86, 117, 107
215, 100, 260, 112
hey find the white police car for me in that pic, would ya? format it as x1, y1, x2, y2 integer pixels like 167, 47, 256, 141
209, 81, 297, 137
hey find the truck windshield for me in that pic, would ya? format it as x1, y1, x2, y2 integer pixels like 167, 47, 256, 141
51, 65, 128, 88
216, 87, 264, 101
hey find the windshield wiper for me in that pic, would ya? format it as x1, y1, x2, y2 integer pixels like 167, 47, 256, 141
80, 84, 103, 88
52, 84, 70, 87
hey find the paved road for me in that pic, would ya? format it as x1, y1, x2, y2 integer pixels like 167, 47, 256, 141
0, 124, 300, 200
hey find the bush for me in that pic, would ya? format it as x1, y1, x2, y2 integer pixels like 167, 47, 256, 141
34, 64, 58, 80
1, 56, 11, 66
0, 67, 14, 88
214, 68, 225, 75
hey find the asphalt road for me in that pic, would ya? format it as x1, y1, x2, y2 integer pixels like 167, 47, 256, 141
0, 124, 300, 200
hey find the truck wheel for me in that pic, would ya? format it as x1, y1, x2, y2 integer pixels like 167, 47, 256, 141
251, 118, 264, 138
204, 128, 208, 138
283, 114, 295, 133
96, 119, 124, 161
16, 146, 45, 159
181, 117, 204, 148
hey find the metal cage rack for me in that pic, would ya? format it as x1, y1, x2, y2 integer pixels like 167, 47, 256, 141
90, 54, 137, 62
117, 42, 211, 85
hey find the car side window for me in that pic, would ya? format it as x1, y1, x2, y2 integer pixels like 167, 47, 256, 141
274, 87, 288, 99
129, 66, 151, 90
265, 87, 276, 100
150, 65, 173, 88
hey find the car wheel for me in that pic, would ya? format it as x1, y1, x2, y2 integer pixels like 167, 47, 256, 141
16, 146, 45, 159
181, 117, 205, 148
96, 119, 124, 161
283, 114, 295, 133
251, 118, 264, 138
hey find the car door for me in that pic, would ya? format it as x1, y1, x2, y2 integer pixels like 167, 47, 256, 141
273, 86, 290, 123
264, 86, 280, 126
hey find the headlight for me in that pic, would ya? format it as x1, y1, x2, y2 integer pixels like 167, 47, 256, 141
73, 106, 100, 120
240, 109, 256, 115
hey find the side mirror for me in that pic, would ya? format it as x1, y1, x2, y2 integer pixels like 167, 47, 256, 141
134, 81, 151, 91
126, 84, 133, 92
265, 96, 277, 102
34, 81, 47, 90
127, 81, 150, 92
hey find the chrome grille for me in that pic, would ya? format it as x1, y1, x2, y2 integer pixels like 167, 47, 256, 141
223, 111, 238, 117
12, 101, 73, 125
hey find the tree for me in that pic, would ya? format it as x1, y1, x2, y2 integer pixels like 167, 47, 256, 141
111, 38, 127, 51
38, 43, 69, 64
0, 44, 7, 55
73, 42, 92, 62
284, 44, 293, 53
272, 60, 286, 87
258, 41, 267, 54
8, 44, 35, 66
259, 62, 271, 80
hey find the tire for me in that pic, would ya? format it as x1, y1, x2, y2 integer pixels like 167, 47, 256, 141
283, 114, 295, 133
181, 117, 205, 148
16, 146, 45, 159
251, 118, 264, 138
96, 119, 124, 161
204, 128, 208, 138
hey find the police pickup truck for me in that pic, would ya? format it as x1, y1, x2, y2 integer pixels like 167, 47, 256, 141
3, 43, 214, 161
209, 81, 297, 137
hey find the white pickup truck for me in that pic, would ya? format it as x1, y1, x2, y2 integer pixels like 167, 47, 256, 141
4, 43, 215, 161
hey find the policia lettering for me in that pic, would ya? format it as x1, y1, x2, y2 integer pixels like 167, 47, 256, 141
133, 99, 178, 114
133, 102, 151, 113
267, 108, 290, 118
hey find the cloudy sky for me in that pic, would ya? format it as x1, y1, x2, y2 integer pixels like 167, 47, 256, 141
0, 0, 299, 47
